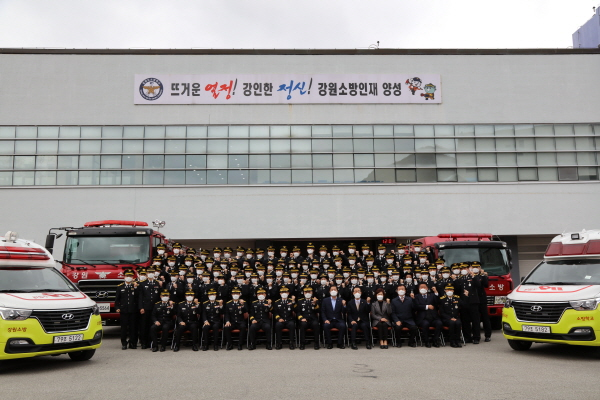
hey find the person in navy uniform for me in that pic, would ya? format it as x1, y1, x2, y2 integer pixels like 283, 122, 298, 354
273, 286, 296, 350
321, 285, 346, 349
439, 284, 464, 348
201, 288, 223, 351
224, 287, 247, 351
173, 290, 200, 352
472, 261, 492, 342
248, 287, 273, 350
150, 290, 176, 352
297, 286, 320, 350
115, 270, 139, 350
461, 263, 482, 344
347, 287, 372, 350
390, 284, 418, 347
166, 270, 184, 303
414, 282, 443, 347
138, 266, 162, 349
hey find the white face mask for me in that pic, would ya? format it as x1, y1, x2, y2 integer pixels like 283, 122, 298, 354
429, 271, 436, 276
147, 273, 155, 279
461, 270, 468, 275
358, 274, 365, 279
398, 290, 405, 296
280, 252, 287, 258
237, 252, 243, 257
307, 249, 314, 254
196, 270, 203, 275
405, 278, 412, 283
380, 276, 387, 282
320, 251, 326, 257
173, 249, 180, 254
335, 262, 342, 267
419, 288, 428, 294
281, 293, 289, 299
367, 261, 374, 267
276, 271, 283, 277
232, 294, 240, 300
354, 292, 361, 299
442, 273, 450, 279
213, 272, 220, 277
203, 277, 210, 283
200, 255, 207, 260
206, 263, 213, 268
186, 296, 194, 302
302, 265, 309, 270
187, 278, 194, 283
218, 280, 225, 285
377, 295, 384, 301
343, 273, 350, 278
333, 252, 339, 256
304, 293, 312, 299
185, 261, 192, 266
179, 271, 186, 276
224, 253, 231, 259
378, 250, 385, 255
419, 259, 427, 264
291, 273, 298, 279
348, 249, 355, 254
362, 250, 369, 255
251, 278, 258, 284
153, 262, 161, 266
404, 261, 411, 265
161, 296, 169, 302
231, 271, 237, 276
472, 268, 480, 274
351, 279, 358, 285
414, 247, 421, 252
437, 265, 444, 270
257, 295, 266, 301
310, 274, 318, 279
170, 277, 177, 282
257, 254, 263, 259
268, 252, 275, 257
386, 259, 394, 265
415, 274, 421, 279
422, 275, 429, 281
267, 279, 273, 284
392, 275, 400, 281
258, 271, 265, 276
237, 279, 244, 285
398, 250, 405, 255
446, 291, 454, 297
336, 279, 343, 285
284, 277, 290, 284
367, 278, 374, 284
139, 275, 147, 281
125, 277, 133, 283
246, 254, 253, 259
209, 295, 216, 301
214, 253, 221, 258
321, 280, 327, 286
168, 262, 175, 267
158, 250, 165, 255
294, 252, 300, 257
330, 290, 338, 297
453, 269, 460, 275
300, 279, 307, 284
245, 272, 252, 278
349, 260, 356, 265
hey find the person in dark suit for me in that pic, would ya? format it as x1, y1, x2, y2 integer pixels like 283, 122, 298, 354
347, 287, 372, 350
390, 284, 418, 347
414, 283, 443, 347
321, 285, 346, 349
371, 288, 392, 349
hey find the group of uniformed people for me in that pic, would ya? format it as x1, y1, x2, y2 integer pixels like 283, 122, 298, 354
114, 241, 492, 352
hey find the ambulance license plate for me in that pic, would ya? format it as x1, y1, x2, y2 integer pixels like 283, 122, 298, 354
53, 334, 84, 343
98, 303, 110, 313
522, 325, 551, 334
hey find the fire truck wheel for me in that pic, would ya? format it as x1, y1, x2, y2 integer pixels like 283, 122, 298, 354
507, 339, 532, 351
68, 349, 96, 361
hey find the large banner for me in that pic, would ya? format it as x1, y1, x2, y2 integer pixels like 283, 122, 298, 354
134, 74, 441, 104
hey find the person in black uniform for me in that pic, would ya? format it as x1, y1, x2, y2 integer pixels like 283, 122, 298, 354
173, 290, 200, 352
248, 288, 272, 350
347, 287, 372, 350
138, 267, 162, 349
224, 287, 247, 351
472, 261, 492, 342
115, 270, 138, 350
150, 290, 176, 352
273, 286, 296, 350
166, 270, 184, 303
297, 286, 320, 350
461, 263, 482, 344
201, 288, 223, 351
439, 284, 464, 348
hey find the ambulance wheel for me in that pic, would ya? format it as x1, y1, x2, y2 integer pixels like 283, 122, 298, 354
507, 339, 532, 351
68, 349, 96, 361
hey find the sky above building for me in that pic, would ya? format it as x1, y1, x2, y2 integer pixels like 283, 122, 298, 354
0, 0, 597, 49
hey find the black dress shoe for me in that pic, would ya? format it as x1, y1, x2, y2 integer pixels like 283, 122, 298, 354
275, 343, 282, 350
450, 342, 457, 348
380, 345, 384, 349
202, 346, 208, 351
327, 344, 333, 349
289, 344, 295, 350
384, 345, 388, 349
433, 342, 440, 348
238, 345, 243, 351
425, 342, 431, 348
121, 345, 128, 350
351, 344, 358, 350
159, 346, 166, 352
484, 337, 491, 342
266, 344, 272, 350
192, 345, 199, 351
408, 342, 417, 348
314, 345, 320, 350
129, 343, 137, 349
152, 347, 158, 352
213, 345, 219, 351
173, 346, 179, 352
141, 345, 148, 350
456, 342, 463, 348
299, 344, 305, 350
473, 340, 480, 344
226, 343, 233, 351
338, 344, 345, 349
366, 344, 372, 350
248, 345, 255, 350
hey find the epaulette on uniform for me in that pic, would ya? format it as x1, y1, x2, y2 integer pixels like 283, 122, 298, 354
118, 282, 124, 286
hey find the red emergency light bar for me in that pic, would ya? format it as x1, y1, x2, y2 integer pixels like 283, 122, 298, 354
83, 220, 149, 227
438, 233, 493, 240
0, 246, 50, 260
545, 240, 600, 257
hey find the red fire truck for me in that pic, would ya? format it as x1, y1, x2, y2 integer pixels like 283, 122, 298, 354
45, 220, 169, 325
413, 233, 514, 329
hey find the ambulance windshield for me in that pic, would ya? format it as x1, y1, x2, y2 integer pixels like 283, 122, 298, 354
64, 236, 150, 265
441, 247, 510, 276
0, 267, 78, 293
523, 260, 600, 285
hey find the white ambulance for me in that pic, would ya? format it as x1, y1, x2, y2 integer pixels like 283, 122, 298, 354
0, 231, 102, 361
503, 229, 600, 350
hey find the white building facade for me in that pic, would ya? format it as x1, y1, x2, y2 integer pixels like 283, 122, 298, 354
0, 48, 599, 277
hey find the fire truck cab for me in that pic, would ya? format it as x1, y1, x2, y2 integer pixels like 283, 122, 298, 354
46, 220, 168, 325
503, 229, 600, 350
0, 231, 102, 361
414, 233, 514, 329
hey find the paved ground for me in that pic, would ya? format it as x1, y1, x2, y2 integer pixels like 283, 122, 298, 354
2, 327, 599, 400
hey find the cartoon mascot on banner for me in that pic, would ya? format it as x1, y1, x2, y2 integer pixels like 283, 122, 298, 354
420, 83, 436, 100
405, 77, 422, 95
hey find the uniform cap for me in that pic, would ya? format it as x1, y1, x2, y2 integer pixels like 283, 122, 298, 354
124, 270, 134, 276
306, 243, 315, 249
280, 286, 290, 293
207, 289, 217, 295
160, 290, 170, 297
185, 290, 195, 296
157, 243, 167, 250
